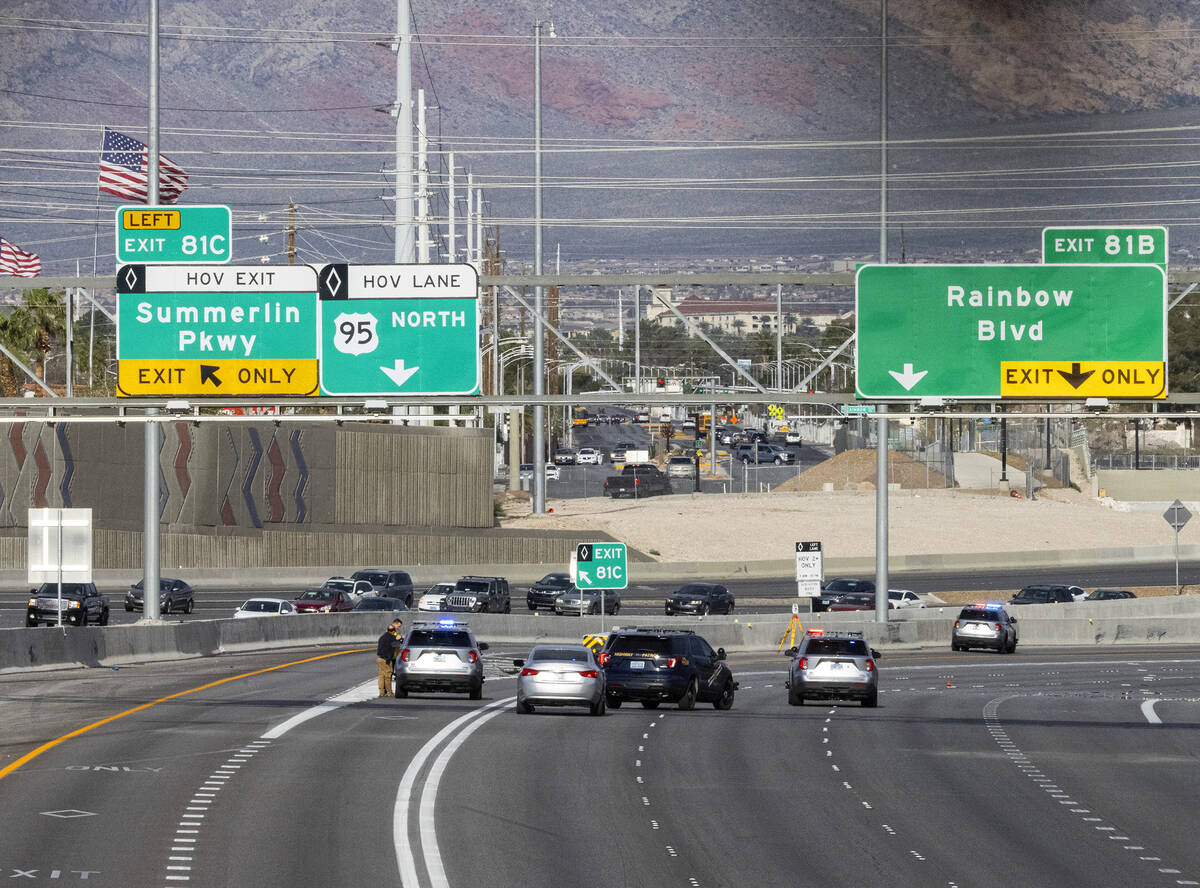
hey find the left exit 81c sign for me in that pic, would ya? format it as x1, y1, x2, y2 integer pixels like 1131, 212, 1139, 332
115, 205, 232, 265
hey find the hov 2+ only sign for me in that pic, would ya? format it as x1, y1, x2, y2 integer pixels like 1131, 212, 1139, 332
855, 264, 1166, 400
574, 542, 627, 590
116, 264, 319, 396
115, 205, 232, 265
317, 263, 480, 396
795, 541, 822, 597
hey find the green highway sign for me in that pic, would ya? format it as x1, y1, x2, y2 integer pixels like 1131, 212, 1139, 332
855, 264, 1166, 400
115, 264, 319, 396
115, 205, 232, 265
1042, 226, 1167, 268
574, 542, 627, 590
317, 263, 480, 396
841, 404, 876, 415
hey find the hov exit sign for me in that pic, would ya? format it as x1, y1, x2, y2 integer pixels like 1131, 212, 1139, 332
115, 205, 232, 264
1043, 226, 1167, 268
574, 542, 627, 590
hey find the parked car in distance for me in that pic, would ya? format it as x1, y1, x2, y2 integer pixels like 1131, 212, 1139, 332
27, 582, 110, 627
1009, 584, 1085, 605
442, 576, 511, 613
828, 593, 892, 612
814, 578, 876, 612
418, 582, 456, 612
553, 448, 576, 465
293, 586, 357, 614
887, 589, 925, 609
553, 587, 622, 616
952, 602, 1018, 653
324, 576, 374, 600
353, 596, 410, 613
735, 442, 794, 465
125, 577, 195, 614
234, 598, 297, 618
599, 627, 736, 711
528, 573, 575, 611
665, 582, 735, 616
515, 644, 607, 715
350, 569, 415, 607
666, 455, 695, 479
786, 630, 879, 707
604, 464, 673, 498
576, 447, 604, 465
394, 619, 488, 699
634, 412, 650, 423
545, 463, 561, 481
1086, 588, 1137, 601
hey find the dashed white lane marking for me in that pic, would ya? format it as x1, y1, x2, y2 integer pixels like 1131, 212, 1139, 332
650, 820, 660, 830
666, 846, 678, 858
689, 879, 700, 887
1141, 699, 1163, 724
985, 693, 1193, 882
882, 824, 895, 835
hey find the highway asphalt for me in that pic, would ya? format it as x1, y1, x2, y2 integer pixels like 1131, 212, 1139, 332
2, 645, 1198, 887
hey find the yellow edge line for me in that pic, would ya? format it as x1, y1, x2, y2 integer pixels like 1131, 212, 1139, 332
0, 646, 371, 782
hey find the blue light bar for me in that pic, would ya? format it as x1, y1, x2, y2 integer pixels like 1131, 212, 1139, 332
437, 618, 458, 627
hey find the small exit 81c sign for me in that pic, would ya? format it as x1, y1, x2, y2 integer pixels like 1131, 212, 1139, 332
1043, 226, 1167, 268
115, 205, 232, 265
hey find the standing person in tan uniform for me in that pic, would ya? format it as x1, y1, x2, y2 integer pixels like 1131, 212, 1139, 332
376, 618, 403, 697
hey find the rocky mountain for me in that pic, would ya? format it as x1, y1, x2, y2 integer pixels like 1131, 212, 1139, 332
3, 0, 1200, 270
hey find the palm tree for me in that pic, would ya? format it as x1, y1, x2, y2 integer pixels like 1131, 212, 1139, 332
0, 289, 66, 392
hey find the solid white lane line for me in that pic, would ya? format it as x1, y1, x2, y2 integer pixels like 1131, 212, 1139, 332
261, 680, 378, 739
394, 697, 515, 888
1141, 699, 1163, 724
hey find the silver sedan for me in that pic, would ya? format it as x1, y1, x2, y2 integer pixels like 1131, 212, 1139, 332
553, 587, 621, 616
514, 644, 607, 716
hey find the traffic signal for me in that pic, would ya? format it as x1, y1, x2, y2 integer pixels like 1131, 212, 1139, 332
656, 377, 665, 389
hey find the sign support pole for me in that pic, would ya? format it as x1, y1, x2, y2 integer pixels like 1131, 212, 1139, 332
143, 411, 161, 621
875, 404, 889, 624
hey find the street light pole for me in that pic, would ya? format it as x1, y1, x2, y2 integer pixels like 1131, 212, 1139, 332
532, 20, 554, 515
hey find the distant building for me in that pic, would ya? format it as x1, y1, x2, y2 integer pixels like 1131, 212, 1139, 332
647, 294, 852, 336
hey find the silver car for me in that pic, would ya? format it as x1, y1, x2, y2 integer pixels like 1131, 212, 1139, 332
785, 630, 879, 707
554, 587, 622, 616
514, 644, 606, 716
394, 620, 488, 700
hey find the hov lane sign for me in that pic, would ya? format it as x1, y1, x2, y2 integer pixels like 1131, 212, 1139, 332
795, 541, 822, 597
574, 542, 628, 590
317, 263, 480, 396
115, 205, 232, 265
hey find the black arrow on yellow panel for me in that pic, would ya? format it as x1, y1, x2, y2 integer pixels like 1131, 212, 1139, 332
200, 365, 222, 387
1057, 362, 1094, 389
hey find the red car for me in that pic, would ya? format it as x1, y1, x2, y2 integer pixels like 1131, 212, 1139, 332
293, 587, 357, 614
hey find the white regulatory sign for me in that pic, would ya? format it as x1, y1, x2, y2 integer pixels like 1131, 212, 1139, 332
795, 540, 822, 598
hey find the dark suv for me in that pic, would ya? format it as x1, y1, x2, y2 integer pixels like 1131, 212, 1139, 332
350, 569, 415, 607
599, 628, 737, 710
527, 573, 574, 611
442, 576, 511, 613
1009, 584, 1084, 605
27, 583, 110, 627
664, 583, 734, 616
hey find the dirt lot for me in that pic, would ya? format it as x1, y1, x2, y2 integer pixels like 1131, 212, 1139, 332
500, 451, 1198, 576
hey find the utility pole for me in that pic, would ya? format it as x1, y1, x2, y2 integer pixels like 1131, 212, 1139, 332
417, 88, 431, 262
287, 202, 296, 265
466, 171, 475, 265
392, 0, 415, 262
775, 283, 783, 390
447, 152, 456, 263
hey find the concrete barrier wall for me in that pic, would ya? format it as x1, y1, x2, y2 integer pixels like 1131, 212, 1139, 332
6, 595, 1200, 674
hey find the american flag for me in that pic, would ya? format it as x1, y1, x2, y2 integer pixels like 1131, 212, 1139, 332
98, 128, 189, 204
0, 238, 40, 277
